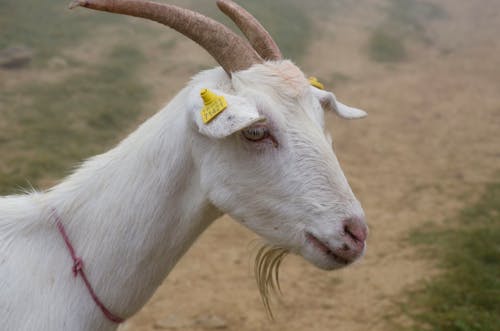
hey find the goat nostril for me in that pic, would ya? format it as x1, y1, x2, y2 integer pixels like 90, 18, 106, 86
344, 226, 358, 242
343, 217, 368, 243
343, 224, 350, 236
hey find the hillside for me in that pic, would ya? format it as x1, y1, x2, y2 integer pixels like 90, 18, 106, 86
1, 1, 499, 330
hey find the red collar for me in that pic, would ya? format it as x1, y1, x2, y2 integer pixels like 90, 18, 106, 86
51, 208, 124, 324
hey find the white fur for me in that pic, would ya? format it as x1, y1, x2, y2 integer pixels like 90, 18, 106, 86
0, 61, 366, 330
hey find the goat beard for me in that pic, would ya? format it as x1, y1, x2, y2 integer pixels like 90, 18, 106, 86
254, 245, 289, 319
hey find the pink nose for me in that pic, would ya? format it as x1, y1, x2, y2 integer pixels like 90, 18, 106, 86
343, 217, 368, 243
319, 216, 368, 264
329, 217, 368, 263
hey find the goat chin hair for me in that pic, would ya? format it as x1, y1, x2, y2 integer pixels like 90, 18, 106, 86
254, 245, 289, 320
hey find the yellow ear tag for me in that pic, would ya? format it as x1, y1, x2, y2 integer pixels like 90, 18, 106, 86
200, 88, 228, 124
309, 76, 325, 90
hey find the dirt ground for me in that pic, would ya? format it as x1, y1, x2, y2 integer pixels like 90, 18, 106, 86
115, 0, 500, 331
113, 1, 500, 330
2, 0, 499, 330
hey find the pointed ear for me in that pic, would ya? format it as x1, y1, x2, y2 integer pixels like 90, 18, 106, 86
191, 89, 264, 139
311, 86, 367, 119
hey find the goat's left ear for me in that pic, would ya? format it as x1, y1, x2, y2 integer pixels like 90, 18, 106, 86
311, 87, 367, 119
191, 88, 264, 139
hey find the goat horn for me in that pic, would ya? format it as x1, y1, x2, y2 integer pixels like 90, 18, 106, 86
216, 0, 282, 61
69, 0, 262, 74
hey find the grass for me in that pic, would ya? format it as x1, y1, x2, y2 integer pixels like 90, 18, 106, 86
369, 0, 445, 63
0, 0, 316, 64
369, 30, 408, 63
0, 0, 124, 66
200, 0, 313, 62
405, 180, 500, 331
0, 44, 148, 195
0, 0, 162, 195
0, 0, 328, 195
235, 0, 312, 62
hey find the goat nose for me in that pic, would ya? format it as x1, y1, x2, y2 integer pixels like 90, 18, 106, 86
343, 217, 368, 243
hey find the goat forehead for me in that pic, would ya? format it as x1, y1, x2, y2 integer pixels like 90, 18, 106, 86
234, 60, 310, 98
268, 61, 309, 93
232, 61, 325, 129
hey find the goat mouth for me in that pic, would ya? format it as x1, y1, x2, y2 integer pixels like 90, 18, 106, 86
305, 232, 350, 265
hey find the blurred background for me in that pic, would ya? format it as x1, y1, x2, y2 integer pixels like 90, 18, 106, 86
1, 0, 499, 330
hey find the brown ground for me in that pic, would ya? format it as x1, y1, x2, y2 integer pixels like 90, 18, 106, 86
117, 1, 500, 330
2, 0, 499, 330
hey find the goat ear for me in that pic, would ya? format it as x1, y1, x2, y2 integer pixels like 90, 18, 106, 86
311, 87, 367, 119
192, 89, 264, 139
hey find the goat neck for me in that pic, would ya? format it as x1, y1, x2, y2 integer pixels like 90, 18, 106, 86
40, 88, 223, 325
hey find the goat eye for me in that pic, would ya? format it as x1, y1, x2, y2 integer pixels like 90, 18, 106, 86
242, 125, 270, 142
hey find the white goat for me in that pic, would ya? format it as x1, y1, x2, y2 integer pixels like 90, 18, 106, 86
0, 0, 368, 330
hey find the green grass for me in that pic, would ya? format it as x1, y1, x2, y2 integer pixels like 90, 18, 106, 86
199, 0, 314, 62
0, 0, 157, 195
405, 181, 500, 331
369, 0, 445, 63
0, 0, 316, 65
0, 0, 328, 195
0, 0, 125, 66
0, 44, 148, 195
0, 0, 324, 65
387, 0, 445, 37
234, 0, 312, 62
369, 30, 407, 63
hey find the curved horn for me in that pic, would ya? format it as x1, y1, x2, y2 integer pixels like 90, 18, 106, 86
69, 0, 262, 73
216, 0, 282, 61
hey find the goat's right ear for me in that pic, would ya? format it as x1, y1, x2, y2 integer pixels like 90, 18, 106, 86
311, 87, 367, 120
190, 88, 264, 139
